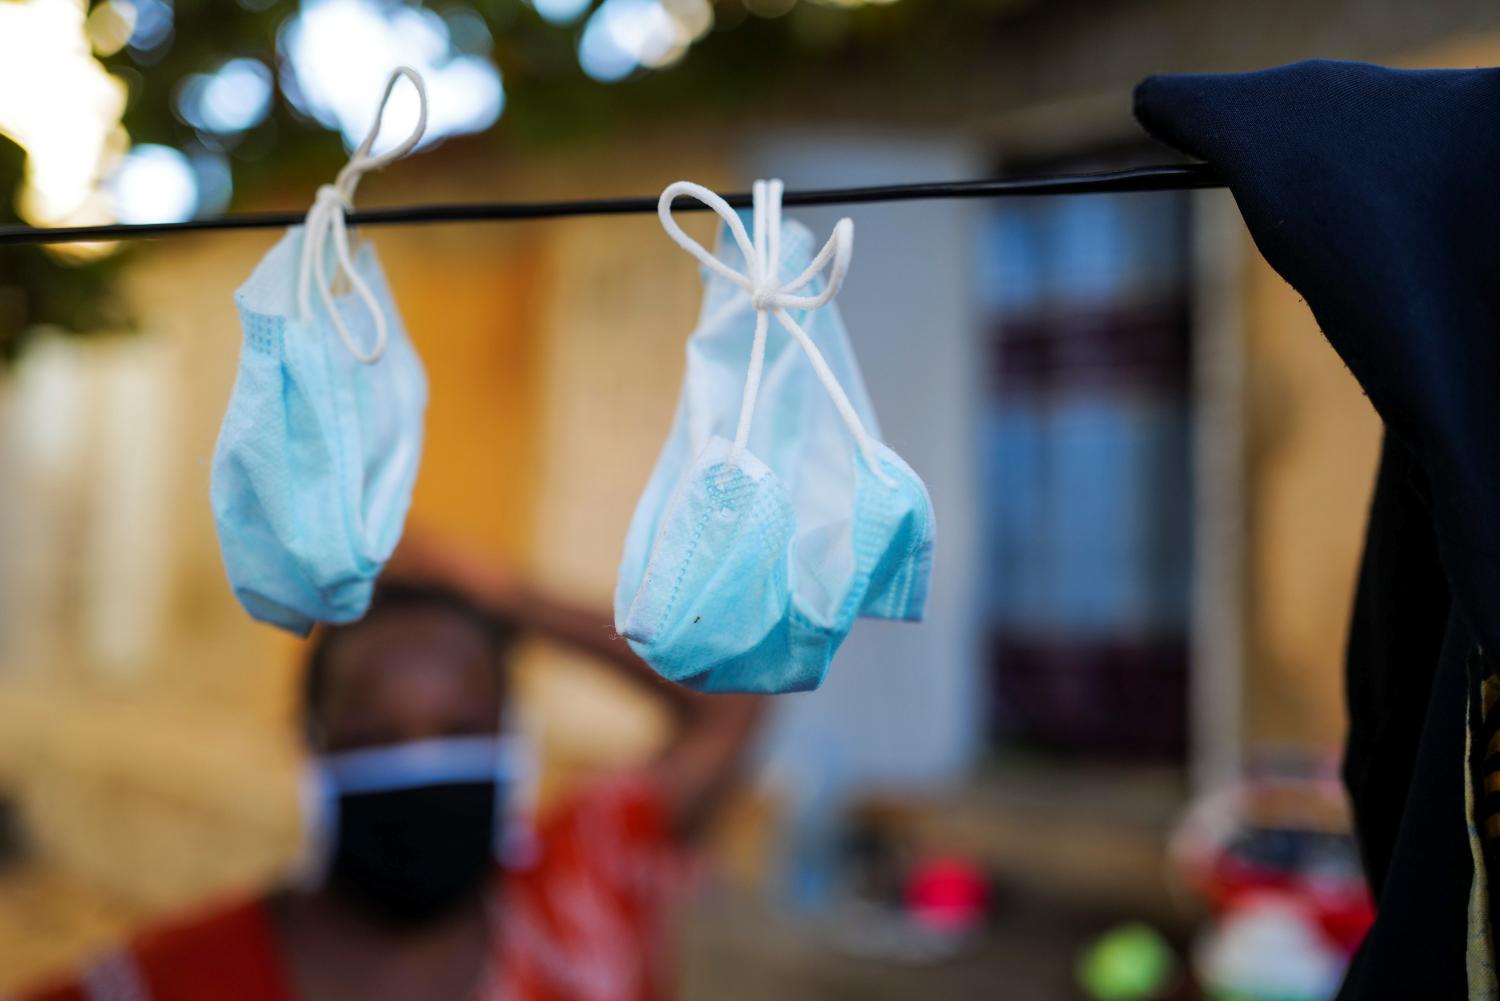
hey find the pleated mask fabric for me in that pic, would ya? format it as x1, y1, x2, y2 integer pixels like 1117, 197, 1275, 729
614, 179, 934, 693
212, 68, 430, 635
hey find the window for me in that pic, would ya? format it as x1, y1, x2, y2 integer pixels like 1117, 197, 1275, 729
977, 150, 1194, 759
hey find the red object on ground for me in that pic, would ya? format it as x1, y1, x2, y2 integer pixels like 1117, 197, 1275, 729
1197, 852, 1374, 953
905, 855, 990, 933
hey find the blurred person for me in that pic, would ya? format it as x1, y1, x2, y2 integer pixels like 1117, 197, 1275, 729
18, 537, 763, 1001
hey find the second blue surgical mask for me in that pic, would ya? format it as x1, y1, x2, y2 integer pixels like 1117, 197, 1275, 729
614, 180, 935, 693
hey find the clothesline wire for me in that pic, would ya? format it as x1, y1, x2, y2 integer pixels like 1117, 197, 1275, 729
0, 163, 1223, 247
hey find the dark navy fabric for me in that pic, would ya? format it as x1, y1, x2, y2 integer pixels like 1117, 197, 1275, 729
1134, 60, 1500, 999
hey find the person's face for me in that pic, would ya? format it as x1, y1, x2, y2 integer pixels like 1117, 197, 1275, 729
316, 607, 503, 753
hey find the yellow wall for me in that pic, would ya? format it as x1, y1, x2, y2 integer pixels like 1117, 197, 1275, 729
0, 137, 731, 989
1240, 251, 1381, 749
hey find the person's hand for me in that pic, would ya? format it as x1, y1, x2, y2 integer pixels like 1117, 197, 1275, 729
388, 525, 764, 841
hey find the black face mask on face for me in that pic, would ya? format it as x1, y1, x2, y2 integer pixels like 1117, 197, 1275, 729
299, 736, 529, 929
327, 780, 499, 927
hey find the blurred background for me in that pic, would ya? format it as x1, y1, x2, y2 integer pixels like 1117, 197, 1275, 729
1, 1, 1496, 998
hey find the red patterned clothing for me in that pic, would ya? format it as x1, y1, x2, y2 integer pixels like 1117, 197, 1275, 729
19, 774, 683, 1001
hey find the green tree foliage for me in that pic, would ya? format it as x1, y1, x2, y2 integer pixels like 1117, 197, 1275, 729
0, 0, 1007, 356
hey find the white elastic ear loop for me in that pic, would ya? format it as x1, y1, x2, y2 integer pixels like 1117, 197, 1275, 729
771, 304, 894, 485
657, 180, 760, 293
290, 761, 337, 891
495, 736, 539, 868
296, 66, 428, 364
657, 178, 891, 483
734, 180, 774, 463
495, 705, 539, 869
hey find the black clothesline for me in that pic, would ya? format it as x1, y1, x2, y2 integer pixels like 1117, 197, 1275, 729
0, 163, 1224, 247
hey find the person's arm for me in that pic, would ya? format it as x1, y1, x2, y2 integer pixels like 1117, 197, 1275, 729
388, 532, 764, 838
500, 581, 764, 838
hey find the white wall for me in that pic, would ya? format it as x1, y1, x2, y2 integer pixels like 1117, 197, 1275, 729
743, 133, 987, 796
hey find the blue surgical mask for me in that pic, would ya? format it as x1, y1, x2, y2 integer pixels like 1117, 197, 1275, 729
614, 180, 935, 693
211, 69, 429, 635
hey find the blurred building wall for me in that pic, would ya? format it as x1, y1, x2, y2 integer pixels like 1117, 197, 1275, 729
961, 0, 1500, 131
741, 132, 986, 795
0, 230, 307, 980
0, 137, 732, 987
1239, 243, 1381, 750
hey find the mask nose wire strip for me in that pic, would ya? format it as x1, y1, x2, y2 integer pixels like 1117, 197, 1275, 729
658, 179, 893, 485
296, 66, 429, 365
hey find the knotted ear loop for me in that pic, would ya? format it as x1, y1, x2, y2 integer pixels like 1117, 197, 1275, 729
297, 66, 429, 364
658, 178, 894, 486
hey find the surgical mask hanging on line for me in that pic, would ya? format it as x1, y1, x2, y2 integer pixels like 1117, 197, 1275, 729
211, 67, 431, 635
614, 178, 935, 695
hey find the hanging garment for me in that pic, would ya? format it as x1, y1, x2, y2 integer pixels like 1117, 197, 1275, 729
211, 68, 429, 635
1134, 59, 1500, 1000
614, 180, 934, 693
